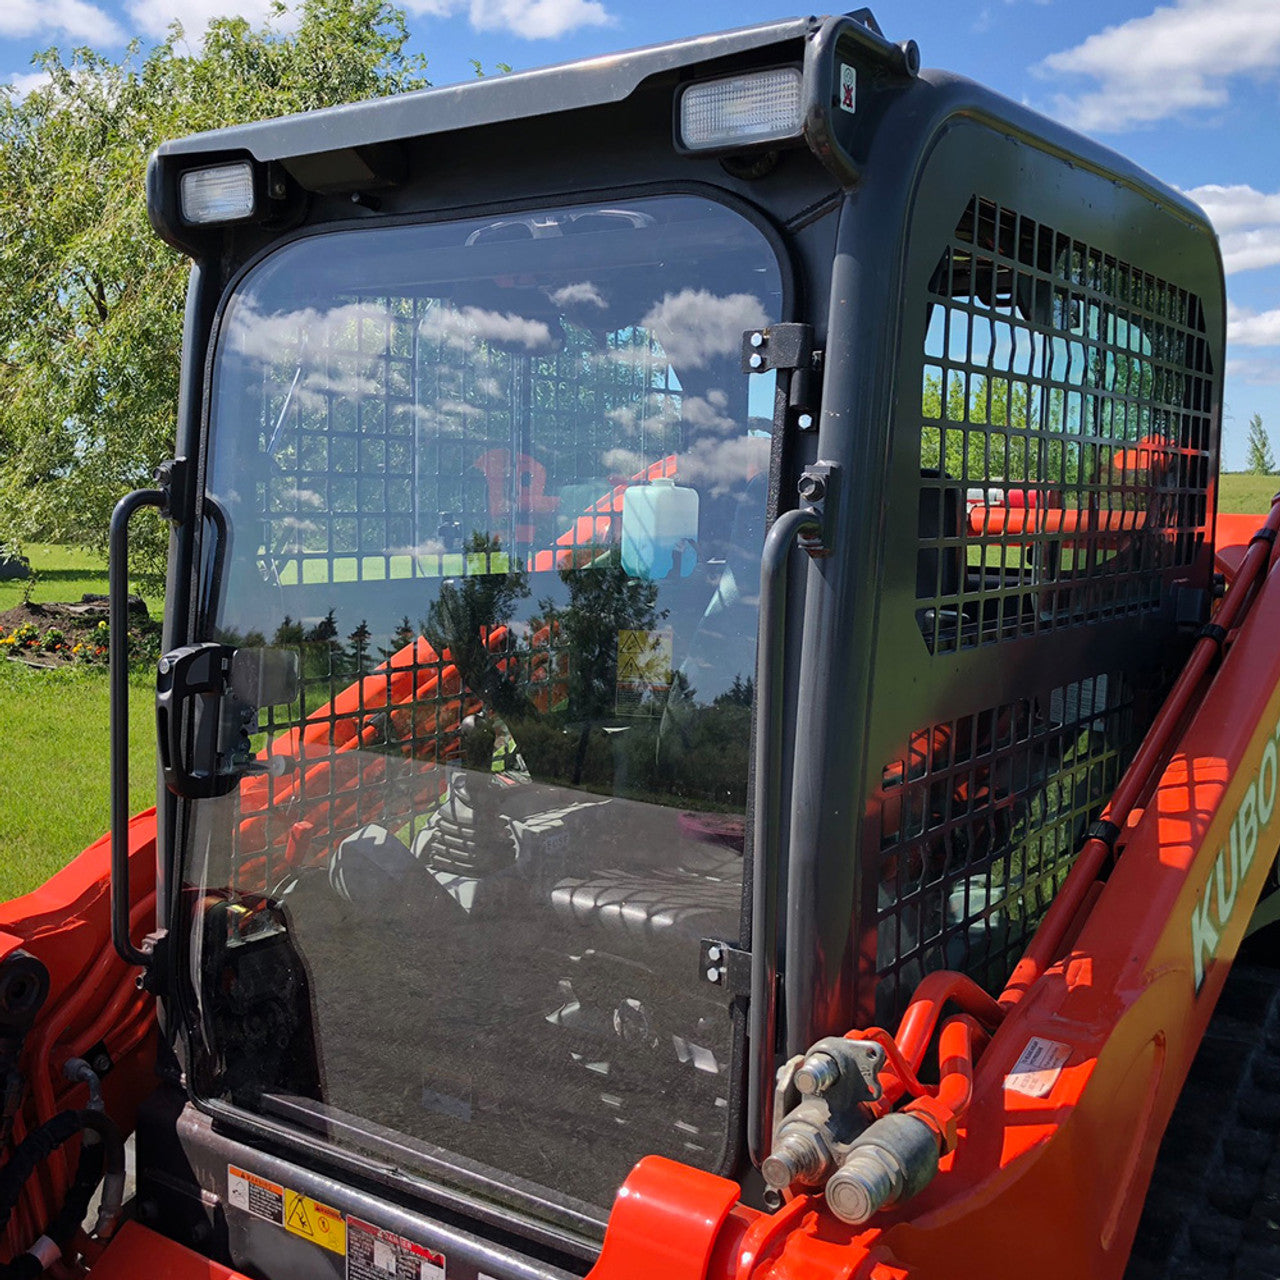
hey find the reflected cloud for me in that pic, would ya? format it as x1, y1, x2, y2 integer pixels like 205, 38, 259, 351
550, 282, 607, 309
681, 390, 738, 436
641, 290, 768, 369
676, 434, 770, 497
419, 304, 554, 352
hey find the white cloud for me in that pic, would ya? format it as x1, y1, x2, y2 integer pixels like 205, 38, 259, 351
1036, 0, 1280, 132
1228, 307, 1280, 347
1183, 184, 1280, 275
1226, 356, 1280, 385
641, 290, 769, 369
549, 281, 607, 309
125, 0, 291, 43
401, 0, 613, 40
0, 0, 124, 44
3, 70, 53, 97
420, 303, 554, 351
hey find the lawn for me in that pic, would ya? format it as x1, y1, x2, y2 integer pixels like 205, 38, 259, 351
0, 662, 156, 901
0, 543, 161, 901
1218, 473, 1280, 515
0, 541, 164, 616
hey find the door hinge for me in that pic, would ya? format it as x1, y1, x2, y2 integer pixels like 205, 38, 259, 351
700, 938, 752, 1000
742, 323, 823, 432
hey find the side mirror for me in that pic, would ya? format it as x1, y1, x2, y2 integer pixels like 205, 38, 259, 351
621, 478, 699, 580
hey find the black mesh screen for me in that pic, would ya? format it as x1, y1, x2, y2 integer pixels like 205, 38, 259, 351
867, 192, 1215, 1024
916, 196, 1214, 654
873, 672, 1135, 1021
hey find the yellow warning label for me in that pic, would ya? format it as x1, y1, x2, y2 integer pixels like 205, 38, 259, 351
284, 1189, 346, 1256
616, 628, 672, 683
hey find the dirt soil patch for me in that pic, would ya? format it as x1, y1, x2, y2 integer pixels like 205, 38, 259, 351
0, 595, 160, 667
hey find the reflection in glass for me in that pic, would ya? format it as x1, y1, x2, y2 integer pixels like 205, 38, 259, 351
187, 196, 781, 1224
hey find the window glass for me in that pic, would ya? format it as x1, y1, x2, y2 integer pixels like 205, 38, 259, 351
186, 196, 783, 1224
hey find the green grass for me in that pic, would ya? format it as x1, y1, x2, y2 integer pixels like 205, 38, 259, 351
1218, 473, 1280, 515
0, 662, 156, 902
0, 541, 163, 617
0, 543, 163, 901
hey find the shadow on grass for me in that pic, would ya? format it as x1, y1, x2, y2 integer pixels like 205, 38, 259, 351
27, 568, 109, 584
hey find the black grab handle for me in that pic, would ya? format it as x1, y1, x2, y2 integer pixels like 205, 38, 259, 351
109, 488, 166, 967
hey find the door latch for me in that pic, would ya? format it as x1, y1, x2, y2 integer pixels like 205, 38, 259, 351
156, 643, 250, 799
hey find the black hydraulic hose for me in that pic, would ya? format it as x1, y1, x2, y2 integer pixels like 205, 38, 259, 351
0, 1109, 125, 1276
109, 487, 166, 967
748, 506, 820, 1171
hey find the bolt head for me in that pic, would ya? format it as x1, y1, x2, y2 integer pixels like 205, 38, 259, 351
749, 353, 764, 370
797, 412, 815, 431
798, 474, 827, 503
750, 331, 765, 348
707, 945, 722, 963
706, 966, 721, 983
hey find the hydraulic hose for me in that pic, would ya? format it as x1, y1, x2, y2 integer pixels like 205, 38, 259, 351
0, 1109, 125, 1277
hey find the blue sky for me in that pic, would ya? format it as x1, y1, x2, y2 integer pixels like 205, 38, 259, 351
3, 0, 1278, 468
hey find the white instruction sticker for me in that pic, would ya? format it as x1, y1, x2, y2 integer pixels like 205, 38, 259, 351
347, 1217, 445, 1280
839, 63, 857, 114
1004, 1036, 1072, 1098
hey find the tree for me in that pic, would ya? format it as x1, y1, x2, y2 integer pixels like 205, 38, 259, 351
0, 0, 430, 581
1246, 413, 1276, 474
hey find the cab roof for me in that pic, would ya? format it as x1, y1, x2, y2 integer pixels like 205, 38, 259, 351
152, 15, 818, 166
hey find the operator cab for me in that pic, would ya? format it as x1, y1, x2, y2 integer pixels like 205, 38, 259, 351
135, 10, 1221, 1276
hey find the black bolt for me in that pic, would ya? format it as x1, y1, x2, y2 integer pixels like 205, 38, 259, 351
798, 474, 827, 503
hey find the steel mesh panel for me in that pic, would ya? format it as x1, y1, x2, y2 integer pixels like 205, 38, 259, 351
916, 196, 1214, 654
873, 672, 1135, 1022
231, 289, 670, 886
254, 295, 678, 583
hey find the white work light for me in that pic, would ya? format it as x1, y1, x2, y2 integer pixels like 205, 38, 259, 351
678, 68, 805, 153
180, 162, 256, 225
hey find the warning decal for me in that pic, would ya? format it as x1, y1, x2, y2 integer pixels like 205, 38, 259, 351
227, 1165, 347, 1259
347, 1216, 446, 1280
227, 1165, 284, 1226
839, 62, 857, 114
1004, 1037, 1072, 1098
286, 1189, 347, 1256
615, 627, 673, 714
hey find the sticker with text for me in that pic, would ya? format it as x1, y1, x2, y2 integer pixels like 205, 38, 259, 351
227, 1165, 284, 1226
347, 1216, 446, 1280
1004, 1037, 1071, 1098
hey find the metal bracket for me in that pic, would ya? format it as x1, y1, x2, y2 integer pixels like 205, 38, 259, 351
742, 324, 823, 432
700, 939, 752, 999
153, 456, 191, 525
135, 930, 170, 994
797, 463, 839, 558
742, 323, 814, 375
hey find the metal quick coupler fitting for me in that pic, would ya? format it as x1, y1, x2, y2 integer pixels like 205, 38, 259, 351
824, 1112, 940, 1225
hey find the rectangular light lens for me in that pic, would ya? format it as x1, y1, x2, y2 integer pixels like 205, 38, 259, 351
180, 162, 256, 225
679, 68, 804, 152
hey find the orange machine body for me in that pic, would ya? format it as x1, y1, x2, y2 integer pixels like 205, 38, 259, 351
5, 512, 1279, 1280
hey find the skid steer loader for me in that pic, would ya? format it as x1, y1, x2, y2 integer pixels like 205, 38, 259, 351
1, 10, 1276, 1279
